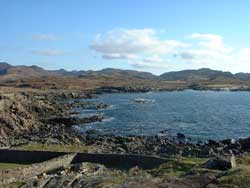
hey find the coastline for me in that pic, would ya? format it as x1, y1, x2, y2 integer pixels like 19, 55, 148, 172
1, 88, 249, 157
1, 88, 250, 187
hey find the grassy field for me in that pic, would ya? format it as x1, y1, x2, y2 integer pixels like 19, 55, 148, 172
147, 157, 209, 177
0, 182, 25, 188
219, 157, 250, 188
8, 144, 250, 187
14, 143, 90, 152
0, 163, 28, 170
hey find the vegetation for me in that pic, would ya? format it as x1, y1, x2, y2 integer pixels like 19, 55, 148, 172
0, 163, 28, 170
2, 62, 250, 187
2, 62, 250, 91
147, 157, 208, 177
14, 143, 89, 152
0, 181, 25, 188
219, 157, 250, 188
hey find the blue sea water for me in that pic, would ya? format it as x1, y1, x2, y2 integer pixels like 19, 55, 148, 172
76, 90, 250, 141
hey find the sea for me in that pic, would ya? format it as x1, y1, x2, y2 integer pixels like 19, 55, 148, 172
75, 90, 250, 141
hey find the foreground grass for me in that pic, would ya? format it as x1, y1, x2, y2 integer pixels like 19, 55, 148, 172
219, 157, 250, 188
0, 163, 28, 170
0, 181, 25, 188
148, 156, 250, 187
0, 163, 28, 187
147, 157, 208, 177
14, 143, 89, 152
10, 144, 250, 187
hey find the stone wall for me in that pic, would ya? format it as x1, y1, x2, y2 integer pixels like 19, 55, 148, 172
0, 149, 68, 164
0, 149, 168, 169
73, 153, 168, 169
0, 153, 76, 185
0, 149, 169, 185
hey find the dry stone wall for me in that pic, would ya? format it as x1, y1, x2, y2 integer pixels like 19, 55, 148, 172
0, 153, 76, 185
0, 149, 169, 185
0, 149, 68, 164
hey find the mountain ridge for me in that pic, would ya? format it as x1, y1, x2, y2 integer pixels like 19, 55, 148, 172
1, 62, 250, 82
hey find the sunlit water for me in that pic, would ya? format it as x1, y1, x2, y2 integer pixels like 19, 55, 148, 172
75, 90, 250, 141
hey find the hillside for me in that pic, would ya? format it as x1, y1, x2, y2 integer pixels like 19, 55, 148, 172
235, 72, 250, 81
2, 62, 250, 91
82, 68, 157, 80
0, 62, 247, 81
159, 68, 237, 81
0, 63, 157, 81
0, 62, 12, 75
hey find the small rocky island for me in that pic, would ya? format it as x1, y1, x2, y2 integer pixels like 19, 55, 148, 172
133, 98, 155, 104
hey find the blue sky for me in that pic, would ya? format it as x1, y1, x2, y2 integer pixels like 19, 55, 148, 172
1, 0, 250, 74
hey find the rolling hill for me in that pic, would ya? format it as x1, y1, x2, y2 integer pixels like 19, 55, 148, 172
159, 68, 237, 81
1, 62, 250, 83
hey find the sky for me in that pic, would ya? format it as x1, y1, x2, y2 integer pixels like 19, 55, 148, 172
1, 0, 250, 75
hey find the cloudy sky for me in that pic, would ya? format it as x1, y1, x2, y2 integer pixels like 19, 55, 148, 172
1, 0, 250, 74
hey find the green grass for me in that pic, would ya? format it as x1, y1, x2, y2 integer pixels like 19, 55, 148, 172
219, 170, 250, 188
147, 157, 208, 177
14, 143, 89, 152
98, 174, 128, 187
0, 181, 25, 188
12, 143, 250, 187
0, 163, 28, 170
180, 157, 208, 165
219, 157, 250, 188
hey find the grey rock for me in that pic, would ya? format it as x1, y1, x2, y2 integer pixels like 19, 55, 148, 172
202, 157, 232, 171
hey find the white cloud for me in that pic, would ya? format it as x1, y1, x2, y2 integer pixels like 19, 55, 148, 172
175, 35, 250, 73
238, 48, 250, 63
188, 33, 232, 53
129, 61, 169, 69
177, 52, 196, 60
32, 33, 59, 41
90, 29, 250, 73
102, 53, 139, 60
31, 49, 68, 56
142, 55, 164, 63
185, 33, 233, 59
176, 33, 235, 70
90, 28, 188, 70
91, 29, 188, 55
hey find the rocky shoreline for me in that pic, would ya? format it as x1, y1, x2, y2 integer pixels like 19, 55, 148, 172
1, 89, 249, 159
1, 89, 250, 187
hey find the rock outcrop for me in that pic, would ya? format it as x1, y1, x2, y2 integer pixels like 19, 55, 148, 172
0, 94, 38, 145
202, 157, 232, 171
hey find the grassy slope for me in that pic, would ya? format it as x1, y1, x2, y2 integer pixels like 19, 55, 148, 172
14, 143, 90, 152
219, 157, 250, 188
2, 146, 250, 188
0, 163, 28, 170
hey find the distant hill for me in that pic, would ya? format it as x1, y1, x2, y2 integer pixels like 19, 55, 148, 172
0, 63, 157, 81
235, 73, 250, 81
0, 63, 53, 81
0, 62, 12, 75
84, 68, 157, 80
51, 69, 87, 77
159, 68, 236, 81
2, 62, 250, 83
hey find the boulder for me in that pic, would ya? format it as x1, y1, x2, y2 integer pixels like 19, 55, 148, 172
239, 137, 250, 151
207, 140, 223, 147
70, 162, 106, 175
202, 157, 232, 171
177, 133, 186, 140
46, 114, 104, 126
